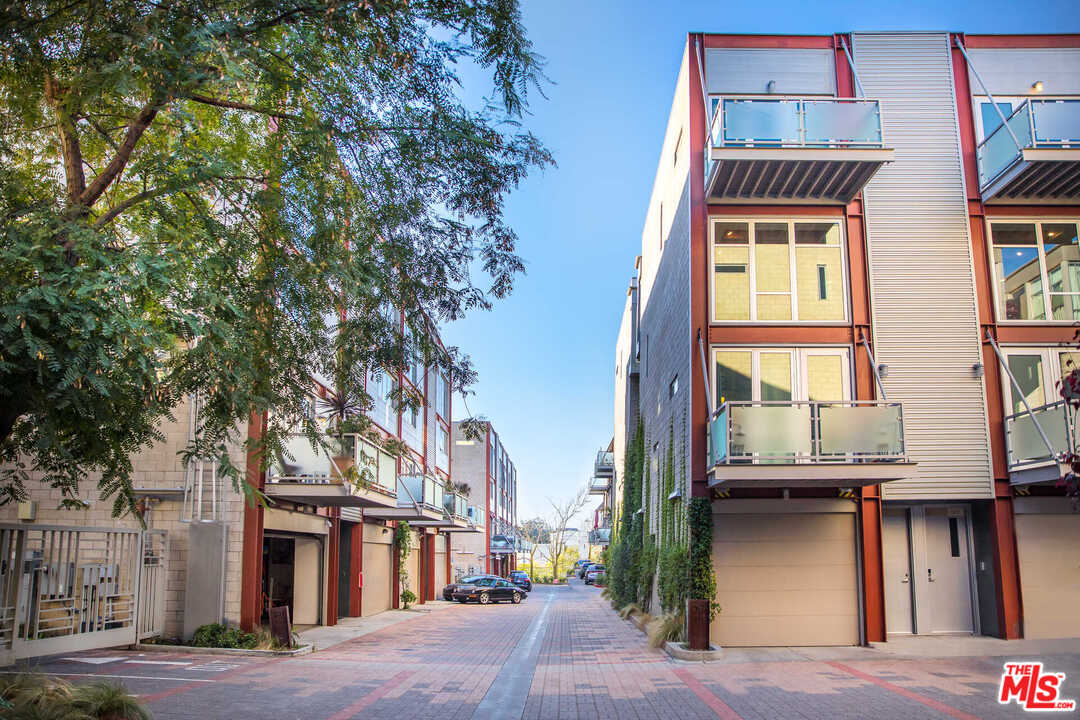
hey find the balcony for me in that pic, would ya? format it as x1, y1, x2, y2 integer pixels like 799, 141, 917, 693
265, 434, 398, 508
467, 505, 485, 529
977, 100, 1080, 203
708, 401, 915, 489
1004, 399, 1077, 485
594, 450, 614, 478
588, 475, 611, 495
364, 474, 446, 523
490, 534, 516, 556
706, 97, 893, 204
588, 528, 611, 546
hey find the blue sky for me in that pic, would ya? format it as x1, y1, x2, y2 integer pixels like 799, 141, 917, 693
444, 0, 1080, 525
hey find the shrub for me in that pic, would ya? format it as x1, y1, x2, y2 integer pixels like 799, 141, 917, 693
0, 673, 149, 720
190, 622, 258, 649
688, 497, 721, 620
646, 612, 685, 649
657, 545, 689, 615
617, 603, 642, 619
70, 681, 152, 720
400, 589, 417, 609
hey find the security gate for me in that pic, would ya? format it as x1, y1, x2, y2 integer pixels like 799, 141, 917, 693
0, 525, 166, 664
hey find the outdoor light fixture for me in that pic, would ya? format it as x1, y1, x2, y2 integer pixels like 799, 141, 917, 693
973, 363, 985, 378
766, 80, 776, 93
878, 363, 889, 378
1031, 80, 1044, 93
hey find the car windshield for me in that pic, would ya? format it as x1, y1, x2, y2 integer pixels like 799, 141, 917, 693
459, 576, 484, 584
473, 578, 495, 587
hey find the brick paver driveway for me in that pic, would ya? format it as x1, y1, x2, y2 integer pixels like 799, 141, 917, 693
13, 581, 1080, 719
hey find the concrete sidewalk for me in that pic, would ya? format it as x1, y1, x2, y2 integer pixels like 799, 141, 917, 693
297, 600, 458, 650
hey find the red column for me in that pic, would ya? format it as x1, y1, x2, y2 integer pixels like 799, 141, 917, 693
859, 486, 886, 642
349, 521, 363, 617
391, 521, 401, 609
444, 532, 452, 586
992, 483, 1024, 638
325, 508, 340, 626
240, 411, 266, 632
424, 531, 436, 601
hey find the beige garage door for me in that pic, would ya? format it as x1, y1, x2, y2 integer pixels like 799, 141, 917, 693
711, 512, 858, 646
1015, 512, 1080, 639
362, 538, 392, 617
434, 535, 447, 592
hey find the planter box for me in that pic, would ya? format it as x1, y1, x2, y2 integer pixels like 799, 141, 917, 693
133, 642, 313, 658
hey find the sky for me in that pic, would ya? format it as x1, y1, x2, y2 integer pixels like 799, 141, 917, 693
443, 0, 1080, 527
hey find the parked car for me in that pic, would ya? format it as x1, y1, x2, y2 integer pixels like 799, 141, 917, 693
508, 570, 532, 592
452, 576, 527, 604
443, 575, 497, 601
578, 562, 595, 579
584, 564, 606, 585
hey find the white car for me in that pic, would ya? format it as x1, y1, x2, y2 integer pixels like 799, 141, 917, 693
584, 565, 606, 584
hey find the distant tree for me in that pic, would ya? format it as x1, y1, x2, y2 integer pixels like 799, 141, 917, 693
0, 0, 552, 514
547, 487, 589, 582
519, 516, 550, 577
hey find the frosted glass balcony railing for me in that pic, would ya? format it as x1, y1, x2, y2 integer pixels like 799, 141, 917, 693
594, 451, 614, 475
467, 505, 485, 528
1004, 399, 1077, 470
709, 98, 885, 149
398, 474, 445, 509
443, 492, 467, 518
709, 401, 906, 467
977, 100, 1080, 190
269, 434, 397, 492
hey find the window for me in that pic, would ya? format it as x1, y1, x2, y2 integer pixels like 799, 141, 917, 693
436, 424, 449, 470
990, 220, 1080, 321
713, 347, 851, 407
435, 373, 450, 419
366, 367, 398, 432
1001, 347, 1080, 414
711, 219, 847, 322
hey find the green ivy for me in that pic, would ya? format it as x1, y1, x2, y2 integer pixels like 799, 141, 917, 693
657, 544, 690, 614
637, 533, 657, 611
395, 521, 414, 608
687, 497, 720, 620
608, 418, 643, 609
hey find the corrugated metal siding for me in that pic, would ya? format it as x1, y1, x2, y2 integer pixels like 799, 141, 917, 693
853, 32, 993, 500
705, 49, 837, 95
966, 49, 1080, 96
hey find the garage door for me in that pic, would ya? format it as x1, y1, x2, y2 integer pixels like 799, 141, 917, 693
434, 535, 447, 592
362, 535, 392, 617
711, 512, 858, 646
1015, 511, 1080, 639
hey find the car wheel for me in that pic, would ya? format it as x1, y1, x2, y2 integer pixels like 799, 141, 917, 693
512, 592, 521, 604
478, 592, 490, 605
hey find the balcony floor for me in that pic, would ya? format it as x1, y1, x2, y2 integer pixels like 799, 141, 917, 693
981, 149, 1080, 203
265, 481, 398, 508
709, 461, 916, 489
707, 147, 894, 204
363, 505, 445, 522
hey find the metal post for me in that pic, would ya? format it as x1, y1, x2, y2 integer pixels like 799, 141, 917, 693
953, 37, 1023, 153
986, 329, 1057, 460
698, 330, 714, 465
859, 331, 888, 401
839, 36, 866, 99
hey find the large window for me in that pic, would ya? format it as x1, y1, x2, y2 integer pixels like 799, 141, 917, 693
366, 366, 398, 433
990, 220, 1080, 321
436, 423, 449, 471
712, 347, 851, 407
1001, 347, 1080, 414
711, 219, 847, 322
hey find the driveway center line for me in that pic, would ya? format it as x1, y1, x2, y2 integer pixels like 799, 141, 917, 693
471, 589, 555, 720
826, 662, 981, 720
671, 667, 744, 720
325, 669, 414, 720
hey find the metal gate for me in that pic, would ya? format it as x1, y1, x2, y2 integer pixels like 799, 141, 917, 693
0, 525, 166, 664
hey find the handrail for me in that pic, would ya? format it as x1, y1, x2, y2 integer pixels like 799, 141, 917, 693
708, 96, 886, 150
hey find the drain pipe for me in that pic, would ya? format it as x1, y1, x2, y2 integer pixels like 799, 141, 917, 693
985, 329, 1056, 459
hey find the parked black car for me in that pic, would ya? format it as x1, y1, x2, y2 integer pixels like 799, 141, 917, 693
452, 576, 526, 604
443, 575, 497, 601
508, 570, 532, 592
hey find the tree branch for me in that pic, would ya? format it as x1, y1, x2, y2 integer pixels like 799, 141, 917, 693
183, 93, 305, 121
45, 75, 86, 204
93, 175, 265, 228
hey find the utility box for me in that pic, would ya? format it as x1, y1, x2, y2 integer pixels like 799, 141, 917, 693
183, 521, 228, 640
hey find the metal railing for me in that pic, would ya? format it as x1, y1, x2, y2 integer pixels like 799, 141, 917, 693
1004, 398, 1079, 470
589, 475, 611, 491
443, 491, 467, 519
709, 97, 885, 149
267, 433, 397, 496
467, 505, 485, 528
595, 450, 614, 469
398, 474, 444, 510
709, 400, 906, 467
977, 99, 1080, 190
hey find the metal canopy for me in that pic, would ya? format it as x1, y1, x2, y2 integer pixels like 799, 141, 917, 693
709, 461, 917, 489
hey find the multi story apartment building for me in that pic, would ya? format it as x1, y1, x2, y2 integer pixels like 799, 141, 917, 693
612, 31, 1080, 648
0, 309, 481, 661
449, 421, 519, 577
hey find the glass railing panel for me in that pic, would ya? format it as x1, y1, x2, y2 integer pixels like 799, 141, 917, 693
398, 475, 423, 504
729, 405, 812, 458
722, 99, 801, 145
272, 435, 332, 480
803, 100, 882, 146
710, 409, 729, 466
978, 104, 1034, 187
1032, 100, 1080, 144
426, 477, 444, 509
819, 404, 902, 457
1007, 403, 1069, 465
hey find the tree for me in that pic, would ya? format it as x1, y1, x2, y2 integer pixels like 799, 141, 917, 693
546, 486, 589, 583
518, 516, 550, 577
0, 1, 552, 514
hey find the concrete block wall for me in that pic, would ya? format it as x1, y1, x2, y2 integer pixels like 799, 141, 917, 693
0, 395, 248, 639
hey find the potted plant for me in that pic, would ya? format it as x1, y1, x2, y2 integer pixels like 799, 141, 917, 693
317, 389, 364, 482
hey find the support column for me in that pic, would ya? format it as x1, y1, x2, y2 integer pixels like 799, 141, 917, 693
391, 521, 401, 610
859, 485, 886, 642
991, 482, 1023, 638
444, 532, 452, 585
325, 508, 340, 626
349, 521, 363, 617
240, 411, 266, 632
424, 531, 436, 601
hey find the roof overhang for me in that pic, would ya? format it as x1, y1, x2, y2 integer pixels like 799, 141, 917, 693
363, 504, 445, 522
709, 461, 917, 489
265, 481, 398, 508
1008, 460, 1067, 487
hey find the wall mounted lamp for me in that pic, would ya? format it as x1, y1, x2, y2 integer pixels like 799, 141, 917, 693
877, 363, 889, 378
1031, 80, 1044, 93
973, 363, 985, 378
